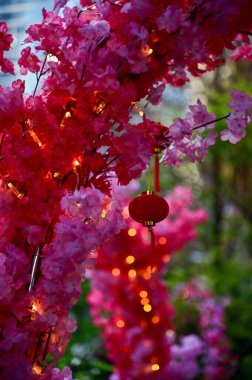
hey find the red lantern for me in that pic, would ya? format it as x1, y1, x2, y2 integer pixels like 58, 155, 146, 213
152, 123, 169, 193
128, 191, 169, 226
128, 191, 169, 272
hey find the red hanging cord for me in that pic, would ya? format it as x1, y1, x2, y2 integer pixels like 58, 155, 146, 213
154, 152, 160, 193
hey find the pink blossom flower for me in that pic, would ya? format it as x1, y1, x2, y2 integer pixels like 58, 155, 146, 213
0, 22, 14, 74
157, 5, 185, 33
146, 83, 166, 105
228, 90, 252, 113
54, 0, 69, 15
230, 32, 252, 62
60, 187, 103, 218
188, 99, 216, 129
169, 335, 204, 379
18, 47, 41, 75
221, 91, 252, 143
231, 44, 252, 62
169, 118, 192, 140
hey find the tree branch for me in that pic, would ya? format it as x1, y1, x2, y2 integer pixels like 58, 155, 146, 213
192, 112, 231, 131
237, 30, 252, 36
33, 54, 48, 97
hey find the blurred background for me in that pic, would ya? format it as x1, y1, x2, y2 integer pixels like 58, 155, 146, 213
1, 2, 252, 379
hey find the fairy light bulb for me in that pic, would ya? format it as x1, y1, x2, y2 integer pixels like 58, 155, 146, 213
73, 158, 80, 167
65, 111, 71, 118
92, 91, 107, 115
151, 315, 160, 324
53, 171, 60, 179
31, 304, 38, 312
141, 298, 150, 305
143, 271, 152, 280
24, 119, 43, 148
30, 299, 43, 319
95, 100, 106, 114
59, 98, 76, 128
29, 130, 43, 148
32, 364, 42, 375
128, 228, 137, 237
143, 304, 152, 312
72, 158, 81, 174
125, 255, 135, 264
101, 209, 107, 218
139, 290, 148, 298
7, 182, 24, 199
112, 268, 120, 276
141, 44, 153, 57
158, 237, 167, 245
151, 364, 160, 371
131, 102, 144, 117
116, 319, 125, 328
128, 269, 136, 279
30, 303, 38, 321
60, 111, 72, 128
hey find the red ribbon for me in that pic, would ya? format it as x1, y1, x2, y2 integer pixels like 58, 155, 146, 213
154, 153, 160, 193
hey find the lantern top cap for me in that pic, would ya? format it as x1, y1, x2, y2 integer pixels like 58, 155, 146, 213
153, 147, 163, 154
142, 190, 155, 195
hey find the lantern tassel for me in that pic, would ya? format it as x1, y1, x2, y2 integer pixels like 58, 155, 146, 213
149, 227, 155, 272
154, 153, 160, 193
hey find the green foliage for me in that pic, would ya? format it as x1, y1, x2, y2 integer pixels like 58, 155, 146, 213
58, 281, 113, 379
210, 259, 252, 374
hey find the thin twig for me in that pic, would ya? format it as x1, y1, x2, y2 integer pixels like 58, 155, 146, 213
33, 54, 48, 97
42, 329, 52, 362
86, 154, 120, 185
32, 332, 45, 364
74, 167, 81, 190
80, 64, 86, 81
41, 68, 50, 76
237, 30, 252, 36
83, 165, 91, 188
192, 112, 231, 131
0, 133, 5, 153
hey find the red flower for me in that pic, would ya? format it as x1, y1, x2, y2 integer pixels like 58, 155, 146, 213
0, 22, 14, 74
18, 47, 40, 75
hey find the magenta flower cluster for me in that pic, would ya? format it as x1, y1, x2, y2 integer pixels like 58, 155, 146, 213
171, 280, 235, 380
